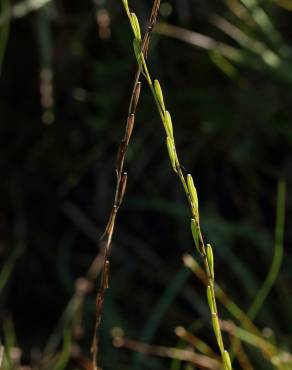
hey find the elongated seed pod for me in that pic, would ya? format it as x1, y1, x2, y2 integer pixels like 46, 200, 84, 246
164, 111, 173, 138
211, 313, 223, 351
206, 244, 214, 281
223, 350, 232, 370
132, 81, 141, 110
133, 39, 142, 66
154, 80, 165, 112
130, 13, 141, 40
166, 137, 176, 172
191, 218, 202, 254
125, 114, 135, 145
117, 172, 128, 206
187, 174, 199, 219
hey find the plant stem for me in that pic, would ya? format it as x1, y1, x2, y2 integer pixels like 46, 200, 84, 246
91, 2, 161, 369
122, 2, 231, 368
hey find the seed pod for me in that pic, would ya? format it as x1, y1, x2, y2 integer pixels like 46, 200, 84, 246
223, 350, 232, 370
130, 13, 141, 40
164, 111, 173, 138
117, 172, 128, 206
133, 38, 142, 67
166, 137, 177, 172
191, 218, 201, 254
125, 114, 135, 145
187, 174, 199, 219
206, 244, 214, 281
154, 80, 165, 112
132, 81, 141, 109
211, 313, 223, 351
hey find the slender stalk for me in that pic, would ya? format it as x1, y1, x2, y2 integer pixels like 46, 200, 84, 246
91, 2, 161, 369
122, 2, 231, 369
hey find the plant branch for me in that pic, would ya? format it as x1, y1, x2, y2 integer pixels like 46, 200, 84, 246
90, 1, 161, 369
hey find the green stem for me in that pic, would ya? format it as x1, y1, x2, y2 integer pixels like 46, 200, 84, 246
122, 2, 231, 368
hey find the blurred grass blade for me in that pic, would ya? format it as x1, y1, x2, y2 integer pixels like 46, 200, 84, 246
239, 0, 283, 46
51, 328, 72, 370
134, 267, 191, 368
0, 0, 11, 77
0, 345, 3, 368
0, 245, 23, 295
156, 23, 243, 63
247, 180, 286, 320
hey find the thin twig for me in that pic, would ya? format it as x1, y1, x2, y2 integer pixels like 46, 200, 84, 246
91, 2, 161, 369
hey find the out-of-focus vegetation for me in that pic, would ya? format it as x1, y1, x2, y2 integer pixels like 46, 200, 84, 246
0, 0, 291, 369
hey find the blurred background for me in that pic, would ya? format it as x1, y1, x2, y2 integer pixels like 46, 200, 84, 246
0, 0, 291, 369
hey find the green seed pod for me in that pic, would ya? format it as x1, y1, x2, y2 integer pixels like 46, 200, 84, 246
166, 137, 177, 172
207, 285, 215, 313
154, 80, 165, 112
133, 39, 142, 67
130, 13, 141, 40
223, 350, 232, 370
211, 313, 220, 339
211, 313, 223, 351
191, 218, 201, 254
206, 244, 214, 281
164, 111, 173, 138
187, 174, 199, 219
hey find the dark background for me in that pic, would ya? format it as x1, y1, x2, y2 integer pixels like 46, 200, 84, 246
0, 0, 291, 369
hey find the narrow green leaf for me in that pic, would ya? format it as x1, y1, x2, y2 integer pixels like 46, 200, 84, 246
51, 329, 72, 370
154, 80, 165, 112
166, 137, 177, 172
206, 244, 214, 280
164, 111, 173, 138
187, 174, 199, 219
130, 12, 141, 40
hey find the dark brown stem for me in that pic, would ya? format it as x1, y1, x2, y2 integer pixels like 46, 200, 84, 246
91, 2, 161, 369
